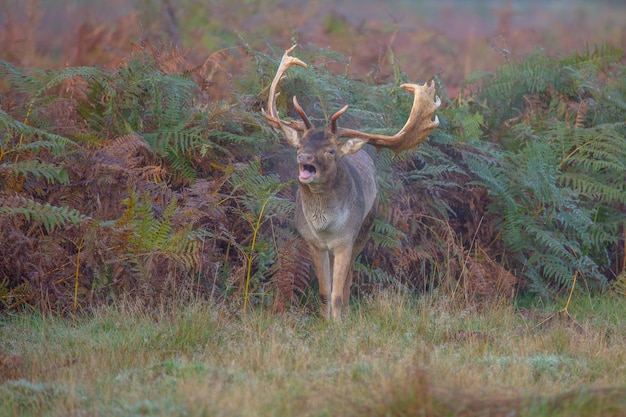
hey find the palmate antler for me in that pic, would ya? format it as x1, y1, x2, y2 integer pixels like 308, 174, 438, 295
262, 45, 440, 154
336, 82, 441, 154
261, 45, 308, 145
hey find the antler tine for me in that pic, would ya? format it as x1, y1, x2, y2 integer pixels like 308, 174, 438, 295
337, 81, 441, 155
330, 105, 349, 134
262, 45, 309, 132
293, 96, 312, 130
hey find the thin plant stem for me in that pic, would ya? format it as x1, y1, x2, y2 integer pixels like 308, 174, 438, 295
243, 198, 270, 314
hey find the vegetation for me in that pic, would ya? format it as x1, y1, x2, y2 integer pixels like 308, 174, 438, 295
2, 291, 626, 417
1, 1, 626, 415
2, 37, 625, 312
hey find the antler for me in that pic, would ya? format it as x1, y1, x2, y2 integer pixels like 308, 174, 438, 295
336, 82, 441, 154
262, 45, 309, 141
262, 45, 440, 154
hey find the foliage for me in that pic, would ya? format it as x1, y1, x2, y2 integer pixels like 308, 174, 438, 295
1, 36, 625, 312
227, 159, 294, 311
75, 43, 209, 182
0, 195, 89, 234
462, 45, 626, 294
0, 45, 239, 311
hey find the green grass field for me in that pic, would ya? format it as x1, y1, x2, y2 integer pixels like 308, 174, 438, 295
2, 291, 625, 416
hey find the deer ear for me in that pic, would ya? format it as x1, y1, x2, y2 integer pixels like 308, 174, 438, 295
337, 138, 368, 157
280, 123, 301, 148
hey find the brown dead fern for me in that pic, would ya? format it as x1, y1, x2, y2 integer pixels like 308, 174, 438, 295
268, 237, 313, 313
462, 247, 518, 307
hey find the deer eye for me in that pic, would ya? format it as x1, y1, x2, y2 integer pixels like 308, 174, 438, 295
327, 149, 335, 156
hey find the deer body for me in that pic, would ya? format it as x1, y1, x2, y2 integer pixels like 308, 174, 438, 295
263, 45, 440, 320
294, 145, 377, 319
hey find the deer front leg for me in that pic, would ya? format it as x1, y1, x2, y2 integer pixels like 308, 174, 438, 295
343, 263, 353, 308
309, 246, 332, 318
330, 244, 354, 320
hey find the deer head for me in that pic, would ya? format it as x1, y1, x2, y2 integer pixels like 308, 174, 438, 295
262, 45, 440, 320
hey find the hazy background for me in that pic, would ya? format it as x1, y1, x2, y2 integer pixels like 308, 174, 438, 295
2, 0, 625, 94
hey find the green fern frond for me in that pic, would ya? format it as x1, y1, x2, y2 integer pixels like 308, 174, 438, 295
147, 197, 177, 250
0, 110, 77, 154
0, 160, 69, 185
12, 137, 77, 156
527, 252, 573, 287
451, 106, 484, 140
525, 224, 578, 263
475, 50, 567, 128
355, 262, 402, 288
465, 155, 517, 207
124, 193, 169, 252
566, 43, 625, 73
230, 160, 293, 220
560, 173, 626, 204
146, 125, 204, 154
208, 130, 260, 149
0, 60, 44, 95
370, 217, 406, 250
120, 192, 202, 267
501, 213, 528, 253
0, 195, 90, 233
1, 61, 107, 101
34, 66, 108, 98
164, 146, 197, 181
403, 163, 464, 183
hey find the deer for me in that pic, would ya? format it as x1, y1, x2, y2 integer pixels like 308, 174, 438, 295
262, 45, 440, 320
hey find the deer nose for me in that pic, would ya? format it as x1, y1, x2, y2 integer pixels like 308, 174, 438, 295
297, 153, 314, 164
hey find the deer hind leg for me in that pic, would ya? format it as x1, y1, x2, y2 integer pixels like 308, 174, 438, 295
342, 204, 375, 309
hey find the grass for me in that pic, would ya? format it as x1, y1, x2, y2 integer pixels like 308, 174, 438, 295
1, 290, 626, 417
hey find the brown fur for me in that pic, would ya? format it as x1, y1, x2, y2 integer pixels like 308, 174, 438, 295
293, 132, 378, 319
262, 46, 439, 320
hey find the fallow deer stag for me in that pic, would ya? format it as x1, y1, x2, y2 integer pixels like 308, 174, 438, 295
263, 45, 440, 320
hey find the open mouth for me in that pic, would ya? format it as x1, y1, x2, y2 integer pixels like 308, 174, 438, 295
299, 164, 317, 181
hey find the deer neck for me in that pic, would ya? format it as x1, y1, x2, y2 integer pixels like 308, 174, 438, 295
297, 161, 354, 231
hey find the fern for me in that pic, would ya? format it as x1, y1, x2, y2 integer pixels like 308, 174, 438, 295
564, 43, 625, 79
0, 195, 90, 233
33, 66, 108, 99
267, 236, 313, 312
0, 160, 69, 185
0, 60, 105, 101
466, 154, 517, 208
111, 191, 207, 281
0, 60, 44, 98
0, 110, 77, 154
460, 45, 626, 294
75, 47, 208, 180
477, 50, 571, 130
228, 160, 294, 310
370, 217, 406, 250
229, 160, 294, 220
448, 105, 484, 140
468, 134, 616, 291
